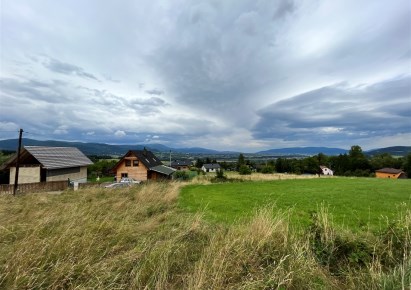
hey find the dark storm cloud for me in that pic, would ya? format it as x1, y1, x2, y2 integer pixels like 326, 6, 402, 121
149, 0, 296, 113
253, 75, 411, 143
43, 58, 99, 81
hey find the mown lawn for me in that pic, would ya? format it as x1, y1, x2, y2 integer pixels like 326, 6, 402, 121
179, 177, 411, 231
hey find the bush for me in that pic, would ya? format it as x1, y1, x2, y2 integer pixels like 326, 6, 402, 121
174, 171, 189, 181
261, 166, 275, 174
238, 165, 252, 175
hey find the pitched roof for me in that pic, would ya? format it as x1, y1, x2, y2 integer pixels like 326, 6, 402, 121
171, 160, 192, 167
130, 149, 163, 168
150, 165, 176, 176
2, 146, 93, 170
25, 146, 93, 169
375, 168, 404, 174
203, 163, 221, 169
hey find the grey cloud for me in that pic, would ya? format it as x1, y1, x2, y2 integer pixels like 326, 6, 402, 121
43, 58, 99, 81
0, 77, 70, 103
145, 89, 164, 95
149, 0, 296, 117
253, 76, 411, 143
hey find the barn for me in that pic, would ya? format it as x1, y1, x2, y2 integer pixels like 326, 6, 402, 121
1, 146, 93, 184
375, 168, 406, 179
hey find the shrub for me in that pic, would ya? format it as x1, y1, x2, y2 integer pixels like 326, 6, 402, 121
174, 170, 190, 181
238, 165, 252, 175
261, 165, 275, 174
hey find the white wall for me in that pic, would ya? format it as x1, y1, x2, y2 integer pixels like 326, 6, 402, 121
9, 166, 41, 184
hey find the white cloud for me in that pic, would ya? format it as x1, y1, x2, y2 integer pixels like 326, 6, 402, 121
114, 130, 126, 138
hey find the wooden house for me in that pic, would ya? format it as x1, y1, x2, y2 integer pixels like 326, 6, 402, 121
375, 168, 406, 179
112, 149, 176, 181
170, 160, 192, 171
1, 146, 93, 184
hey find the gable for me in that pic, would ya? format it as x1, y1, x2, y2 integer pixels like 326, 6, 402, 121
113, 149, 163, 171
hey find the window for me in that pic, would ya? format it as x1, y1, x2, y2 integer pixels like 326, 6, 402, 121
125, 160, 131, 167
121, 173, 128, 178
133, 160, 139, 166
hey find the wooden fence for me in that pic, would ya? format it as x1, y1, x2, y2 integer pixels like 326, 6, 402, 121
0, 181, 68, 195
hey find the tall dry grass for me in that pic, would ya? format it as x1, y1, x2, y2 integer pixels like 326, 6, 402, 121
191, 171, 331, 184
0, 181, 409, 289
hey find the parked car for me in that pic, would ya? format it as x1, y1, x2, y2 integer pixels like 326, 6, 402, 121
104, 183, 130, 188
120, 178, 141, 184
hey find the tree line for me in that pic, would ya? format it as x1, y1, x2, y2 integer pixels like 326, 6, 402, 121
194, 145, 411, 178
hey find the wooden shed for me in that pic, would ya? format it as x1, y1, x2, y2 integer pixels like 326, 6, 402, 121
375, 168, 406, 179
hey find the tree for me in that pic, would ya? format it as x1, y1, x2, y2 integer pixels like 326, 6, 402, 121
348, 145, 370, 172
370, 153, 402, 170
238, 165, 252, 175
195, 158, 204, 168
237, 153, 246, 171
261, 165, 274, 174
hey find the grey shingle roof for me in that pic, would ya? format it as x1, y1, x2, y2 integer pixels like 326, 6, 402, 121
150, 165, 176, 176
375, 168, 404, 174
25, 146, 93, 169
171, 160, 192, 167
203, 163, 221, 169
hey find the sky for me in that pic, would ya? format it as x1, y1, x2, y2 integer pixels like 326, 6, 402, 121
0, 0, 410, 152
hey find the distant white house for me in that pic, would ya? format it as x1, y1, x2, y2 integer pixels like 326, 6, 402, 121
320, 166, 333, 176
202, 163, 221, 173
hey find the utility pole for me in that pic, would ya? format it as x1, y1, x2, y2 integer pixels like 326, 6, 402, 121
13, 128, 23, 196
169, 150, 171, 166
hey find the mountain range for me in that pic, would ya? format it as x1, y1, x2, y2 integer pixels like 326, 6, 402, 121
0, 138, 409, 157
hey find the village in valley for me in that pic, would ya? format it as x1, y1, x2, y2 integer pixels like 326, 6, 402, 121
1, 0, 410, 288
0, 140, 409, 194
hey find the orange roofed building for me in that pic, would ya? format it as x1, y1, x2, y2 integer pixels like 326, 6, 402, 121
375, 168, 406, 179
112, 149, 175, 182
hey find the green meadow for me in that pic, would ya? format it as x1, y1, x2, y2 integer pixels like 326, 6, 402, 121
1, 177, 410, 289
180, 177, 411, 231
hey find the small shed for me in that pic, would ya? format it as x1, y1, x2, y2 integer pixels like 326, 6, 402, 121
202, 163, 221, 173
1, 146, 93, 184
375, 168, 406, 179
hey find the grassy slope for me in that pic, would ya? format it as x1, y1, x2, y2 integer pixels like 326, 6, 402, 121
1, 179, 410, 289
180, 177, 411, 231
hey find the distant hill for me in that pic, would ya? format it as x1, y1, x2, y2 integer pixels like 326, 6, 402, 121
0, 139, 222, 156
365, 146, 411, 157
1, 139, 408, 157
0, 139, 155, 156
256, 147, 348, 156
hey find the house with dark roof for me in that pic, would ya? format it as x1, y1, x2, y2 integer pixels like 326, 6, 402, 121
320, 165, 333, 176
170, 160, 192, 171
201, 163, 221, 173
375, 168, 406, 179
112, 149, 176, 181
1, 146, 93, 184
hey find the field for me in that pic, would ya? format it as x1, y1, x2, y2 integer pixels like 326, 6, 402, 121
180, 177, 411, 232
0, 176, 410, 289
